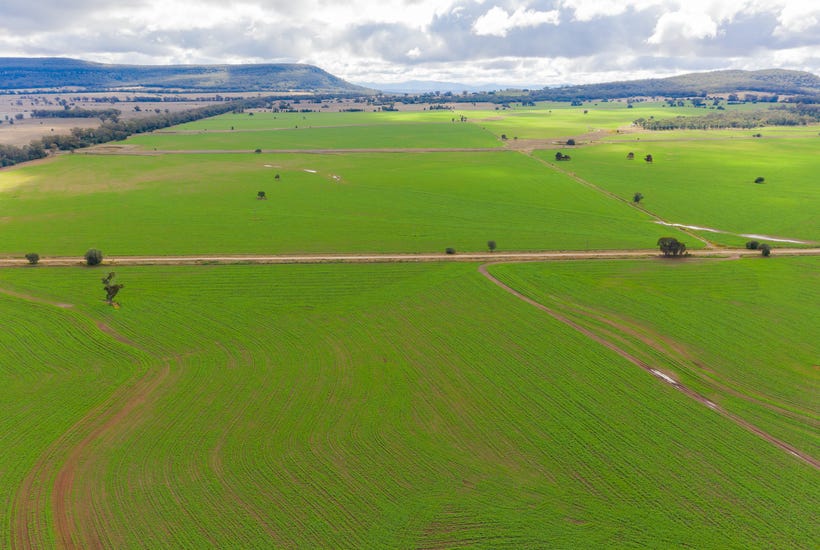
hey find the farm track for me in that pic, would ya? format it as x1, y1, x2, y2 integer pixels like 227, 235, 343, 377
478, 263, 820, 470
528, 153, 717, 248
1, 248, 819, 268
6, 287, 167, 550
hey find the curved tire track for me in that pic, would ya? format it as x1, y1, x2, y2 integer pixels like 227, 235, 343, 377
478, 262, 819, 470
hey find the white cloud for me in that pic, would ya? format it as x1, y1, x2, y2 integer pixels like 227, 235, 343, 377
774, 3, 820, 36
472, 6, 560, 37
560, 0, 648, 22
406, 46, 422, 58
647, 10, 719, 44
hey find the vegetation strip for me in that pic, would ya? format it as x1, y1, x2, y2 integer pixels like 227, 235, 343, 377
478, 262, 819, 470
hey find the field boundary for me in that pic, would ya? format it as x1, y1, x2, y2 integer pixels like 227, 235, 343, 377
478, 262, 819, 470
1, 248, 819, 268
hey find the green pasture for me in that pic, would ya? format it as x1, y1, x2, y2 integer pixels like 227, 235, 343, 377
0, 262, 816, 548
0, 151, 683, 255
169, 109, 460, 131
0, 288, 149, 548
124, 122, 500, 150
470, 102, 720, 140
536, 137, 820, 245
489, 257, 820, 457
603, 125, 820, 141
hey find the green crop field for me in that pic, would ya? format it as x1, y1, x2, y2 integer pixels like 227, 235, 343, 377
0, 151, 683, 255
1, 263, 817, 548
1, 100, 818, 549
469, 102, 724, 140
124, 121, 501, 150
536, 137, 820, 246
168, 110, 461, 131
488, 256, 820, 457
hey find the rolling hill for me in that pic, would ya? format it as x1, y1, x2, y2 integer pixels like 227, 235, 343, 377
0, 57, 372, 93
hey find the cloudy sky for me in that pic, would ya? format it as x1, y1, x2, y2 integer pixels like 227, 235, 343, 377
0, 0, 818, 86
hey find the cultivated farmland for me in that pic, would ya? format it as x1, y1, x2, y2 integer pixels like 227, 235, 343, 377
1, 263, 817, 548
1, 100, 817, 549
0, 150, 683, 256
548, 138, 820, 246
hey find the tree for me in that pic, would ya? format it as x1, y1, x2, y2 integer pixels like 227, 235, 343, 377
487, 240, 497, 252
254, 148, 262, 153
101, 272, 124, 304
633, 192, 644, 203
566, 138, 575, 146
274, 173, 281, 181
257, 191, 267, 200
754, 176, 765, 183
745, 240, 760, 250
657, 237, 686, 257
760, 243, 772, 257
445, 247, 456, 255
626, 152, 635, 160
644, 154, 653, 163
84, 248, 103, 266
555, 152, 571, 161
25, 253, 40, 265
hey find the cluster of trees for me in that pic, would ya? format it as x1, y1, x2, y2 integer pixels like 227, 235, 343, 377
746, 241, 772, 256
1, 97, 274, 167
657, 237, 687, 257
633, 105, 820, 131
31, 108, 122, 121
555, 152, 571, 161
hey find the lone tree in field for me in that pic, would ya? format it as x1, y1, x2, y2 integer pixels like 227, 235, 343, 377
84, 248, 103, 266
274, 173, 281, 181
101, 272, 124, 305
644, 154, 653, 163
566, 138, 576, 146
626, 152, 635, 160
25, 253, 40, 265
633, 192, 644, 203
445, 247, 456, 255
760, 243, 772, 257
487, 240, 497, 252
754, 177, 765, 183
257, 191, 267, 200
657, 237, 686, 257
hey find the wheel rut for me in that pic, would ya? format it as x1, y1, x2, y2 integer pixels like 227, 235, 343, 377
478, 262, 819, 470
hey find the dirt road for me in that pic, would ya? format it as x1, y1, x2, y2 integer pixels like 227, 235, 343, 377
2, 248, 819, 268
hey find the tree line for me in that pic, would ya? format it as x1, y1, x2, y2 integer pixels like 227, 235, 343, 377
633, 105, 820, 131
0, 97, 273, 167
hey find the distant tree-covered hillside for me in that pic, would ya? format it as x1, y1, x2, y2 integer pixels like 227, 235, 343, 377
0, 58, 372, 94
401, 69, 820, 104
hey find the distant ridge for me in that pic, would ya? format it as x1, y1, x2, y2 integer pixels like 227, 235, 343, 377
0, 57, 372, 94
524, 69, 820, 101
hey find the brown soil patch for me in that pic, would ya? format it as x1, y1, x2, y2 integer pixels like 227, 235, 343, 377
0, 285, 74, 308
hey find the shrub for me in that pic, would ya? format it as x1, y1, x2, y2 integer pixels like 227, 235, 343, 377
445, 247, 456, 255
633, 192, 644, 203
754, 177, 765, 183
566, 138, 575, 146
487, 240, 497, 252
25, 253, 40, 265
745, 240, 760, 250
760, 243, 772, 257
84, 248, 103, 266
254, 148, 262, 153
